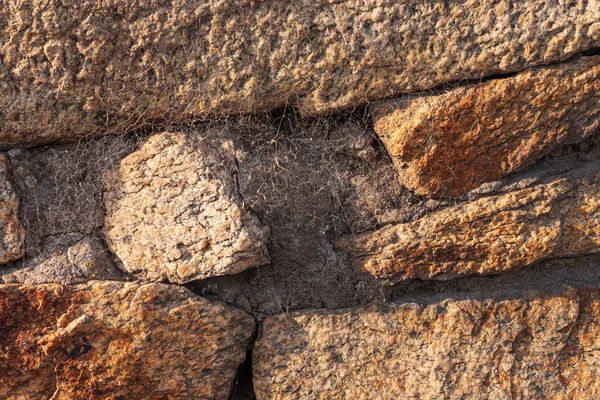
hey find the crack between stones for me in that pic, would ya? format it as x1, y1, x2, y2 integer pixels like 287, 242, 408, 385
377, 47, 600, 103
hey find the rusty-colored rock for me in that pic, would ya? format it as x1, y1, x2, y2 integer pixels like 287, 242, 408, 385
0, 155, 24, 264
371, 55, 600, 197
254, 287, 600, 399
1, 1, 599, 148
0, 281, 254, 399
103, 132, 270, 284
337, 171, 600, 282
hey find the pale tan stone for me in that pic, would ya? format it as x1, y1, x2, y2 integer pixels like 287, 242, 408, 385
254, 288, 600, 399
103, 132, 270, 284
0, 155, 24, 264
0, 237, 127, 285
337, 171, 600, 282
371, 56, 600, 197
1, 0, 598, 147
0, 281, 254, 399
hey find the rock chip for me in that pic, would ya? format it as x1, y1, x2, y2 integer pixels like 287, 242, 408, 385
337, 170, 600, 282
0, 237, 127, 285
254, 288, 600, 399
1, 1, 598, 147
371, 55, 600, 197
0, 281, 254, 399
103, 132, 270, 283
0, 155, 24, 264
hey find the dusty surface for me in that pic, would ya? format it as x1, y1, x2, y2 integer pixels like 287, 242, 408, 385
8, 136, 136, 259
103, 132, 270, 283
190, 117, 447, 317
1, 0, 599, 147
337, 167, 600, 283
191, 121, 600, 320
254, 286, 600, 399
0, 154, 24, 264
3, 136, 136, 285
1, 117, 422, 314
0, 281, 254, 399
371, 55, 600, 197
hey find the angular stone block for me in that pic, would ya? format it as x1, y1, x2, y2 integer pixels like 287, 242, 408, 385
0, 281, 255, 399
103, 132, 270, 283
254, 288, 600, 399
337, 171, 600, 282
371, 56, 600, 197
0, 155, 24, 264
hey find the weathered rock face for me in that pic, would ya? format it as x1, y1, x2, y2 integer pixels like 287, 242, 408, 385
254, 288, 600, 399
0, 281, 255, 399
0, 155, 24, 264
371, 55, 600, 197
337, 170, 600, 282
1, 1, 599, 148
103, 132, 270, 284
0, 237, 127, 285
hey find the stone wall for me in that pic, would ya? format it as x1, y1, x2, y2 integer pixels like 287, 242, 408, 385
0, 1, 599, 398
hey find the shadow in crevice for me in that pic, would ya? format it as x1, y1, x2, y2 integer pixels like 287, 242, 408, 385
229, 350, 256, 400
382, 253, 600, 309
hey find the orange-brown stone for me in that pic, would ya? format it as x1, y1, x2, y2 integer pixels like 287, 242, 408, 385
0, 281, 254, 399
337, 171, 600, 282
371, 56, 600, 197
254, 287, 600, 399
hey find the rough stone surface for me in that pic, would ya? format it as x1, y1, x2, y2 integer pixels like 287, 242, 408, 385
0, 154, 24, 264
0, 281, 254, 399
337, 169, 600, 283
0, 237, 128, 285
371, 55, 600, 197
254, 287, 600, 399
103, 132, 270, 284
1, 1, 599, 148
